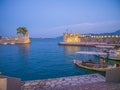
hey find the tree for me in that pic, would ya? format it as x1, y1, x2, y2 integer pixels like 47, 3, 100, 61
16, 27, 28, 36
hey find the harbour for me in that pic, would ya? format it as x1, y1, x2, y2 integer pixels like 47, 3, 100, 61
1, 0, 120, 89
0, 38, 120, 79
0, 35, 120, 90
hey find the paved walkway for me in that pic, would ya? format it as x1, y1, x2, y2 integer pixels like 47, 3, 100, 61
21, 74, 120, 90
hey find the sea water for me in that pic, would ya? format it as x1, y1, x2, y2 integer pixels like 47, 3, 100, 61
0, 38, 118, 81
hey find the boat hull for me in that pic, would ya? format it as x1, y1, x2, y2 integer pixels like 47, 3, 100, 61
73, 60, 114, 72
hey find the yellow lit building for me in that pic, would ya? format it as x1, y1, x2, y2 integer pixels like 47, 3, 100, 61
63, 32, 120, 44
64, 33, 81, 42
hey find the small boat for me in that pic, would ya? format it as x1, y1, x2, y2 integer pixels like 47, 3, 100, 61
73, 60, 115, 72
95, 45, 114, 49
109, 56, 120, 61
10, 42, 15, 45
2, 42, 8, 45
108, 49, 120, 60
76, 51, 107, 56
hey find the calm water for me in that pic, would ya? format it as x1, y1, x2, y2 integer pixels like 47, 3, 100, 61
0, 38, 118, 81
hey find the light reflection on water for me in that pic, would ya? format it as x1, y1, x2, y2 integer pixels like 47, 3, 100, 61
17, 44, 30, 59
64, 46, 80, 54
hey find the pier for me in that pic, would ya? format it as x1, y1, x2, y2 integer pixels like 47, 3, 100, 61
22, 74, 120, 90
59, 42, 107, 46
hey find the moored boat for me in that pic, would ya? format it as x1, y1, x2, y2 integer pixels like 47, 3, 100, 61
9, 42, 15, 45
109, 56, 120, 61
73, 60, 115, 72
2, 42, 8, 45
108, 49, 120, 60
95, 45, 114, 49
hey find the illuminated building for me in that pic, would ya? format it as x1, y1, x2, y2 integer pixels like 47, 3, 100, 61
63, 32, 120, 44
63, 33, 81, 42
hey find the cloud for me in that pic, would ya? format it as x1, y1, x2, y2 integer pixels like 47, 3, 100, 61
45, 21, 120, 37
32, 21, 120, 38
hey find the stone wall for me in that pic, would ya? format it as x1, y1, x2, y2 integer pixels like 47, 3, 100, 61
0, 33, 30, 44
16, 35, 30, 44
63, 33, 120, 44
106, 67, 120, 83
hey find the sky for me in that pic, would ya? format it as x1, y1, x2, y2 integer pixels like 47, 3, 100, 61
0, 0, 120, 38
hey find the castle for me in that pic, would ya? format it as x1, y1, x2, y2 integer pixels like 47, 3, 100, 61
0, 32, 30, 44
63, 33, 81, 42
63, 32, 120, 44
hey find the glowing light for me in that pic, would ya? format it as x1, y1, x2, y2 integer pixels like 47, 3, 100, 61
116, 35, 118, 38
112, 35, 114, 38
108, 35, 111, 38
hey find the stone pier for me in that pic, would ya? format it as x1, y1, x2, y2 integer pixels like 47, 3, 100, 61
21, 74, 120, 90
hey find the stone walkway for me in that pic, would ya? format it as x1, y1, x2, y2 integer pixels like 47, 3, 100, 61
22, 74, 120, 90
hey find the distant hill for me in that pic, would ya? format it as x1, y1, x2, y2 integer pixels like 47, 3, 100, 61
56, 30, 120, 39
90, 29, 120, 36
56, 36, 63, 39
111, 29, 120, 35
57, 30, 120, 38
30, 37, 55, 40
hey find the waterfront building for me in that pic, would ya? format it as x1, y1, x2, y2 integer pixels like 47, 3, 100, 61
63, 32, 120, 44
63, 33, 81, 42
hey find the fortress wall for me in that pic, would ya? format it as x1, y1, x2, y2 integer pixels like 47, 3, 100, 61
63, 33, 120, 44
16, 36, 30, 44
0, 35, 30, 44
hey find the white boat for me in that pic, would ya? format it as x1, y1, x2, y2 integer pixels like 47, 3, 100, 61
76, 51, 107, 56
108, 49, 120, 60
109, 57, 120, 60
10, 42, 15, 45
95, 45, 114, 49
2, 42, 8, 45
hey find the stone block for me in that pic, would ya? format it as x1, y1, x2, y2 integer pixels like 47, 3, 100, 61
0, 78, 7, 90
0, 75, 23, 90
106, 67, 120, 83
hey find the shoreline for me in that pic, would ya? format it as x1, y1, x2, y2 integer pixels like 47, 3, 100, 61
22, 73, 120, 90
22, 74, 105, 90
1, 73, 119, 90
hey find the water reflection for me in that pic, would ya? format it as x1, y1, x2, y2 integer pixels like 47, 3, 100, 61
64, 46, 80, 54
109, 59, 120, 65
17, 44, 30, 59
64, 46, 96, 54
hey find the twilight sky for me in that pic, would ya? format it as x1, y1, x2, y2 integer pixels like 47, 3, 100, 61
0, 0, 120, 38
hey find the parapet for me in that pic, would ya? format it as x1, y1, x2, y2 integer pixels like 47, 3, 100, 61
106, 67, 120, 83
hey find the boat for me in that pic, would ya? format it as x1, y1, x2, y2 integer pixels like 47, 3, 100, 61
76, 51, 107, 56
95, 45, 114, 49
10, 42, 15, 45
109, 57, 120, 60
108, 49, 120, 60
2, 42, 8, 45
73, 60, 115, 72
